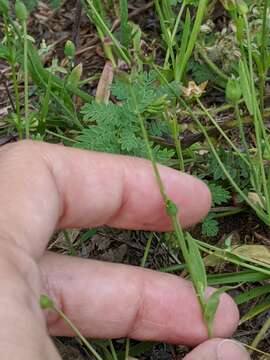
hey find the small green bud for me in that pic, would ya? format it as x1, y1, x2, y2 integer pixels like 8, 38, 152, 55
236, 0, 249, 15
64, 40, 76, 58
0, 0, 9, 15
15, 0, 28, 22
226, 78, 242, 103
166, 199, 178, 217
40, 295, 54, 310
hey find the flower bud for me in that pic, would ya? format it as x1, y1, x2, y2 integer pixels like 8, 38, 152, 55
226, 78, 242, 103
15, 1, 28, 22
40, 295, 54, 310
236, 0, 249, 15
64, 40, 76, 59
0, 0, 9, 15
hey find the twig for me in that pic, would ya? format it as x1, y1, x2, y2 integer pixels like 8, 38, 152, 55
72, 0, 83, 46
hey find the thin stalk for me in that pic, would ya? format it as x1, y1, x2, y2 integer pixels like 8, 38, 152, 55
54, 306, 104, 360
119, 0, 129, 47
63, 230, 76, 256
85, 0, 131, 65
11, 63, 23, 139
197, 241, 270, 276
196, 98, 250, 167
140, 232, 154, 267
152, 65, 266, 220
163, 1, 186, 69
124, 338, 130, 360
175, 0, 208, 81
108, 340, 119, 360
251, 315, 270, 350
235, 103, 250, 157
244, 16, 270, 220
128, 79, 189, 263
196, 44, 229, 82
259, 0, 270, 111
183, 98, 269, 223
155, 0, 175, 67
3, 17, 23, 139
23, 20, 29, 139
170, 113, 184, 171
45, 130, 77, 143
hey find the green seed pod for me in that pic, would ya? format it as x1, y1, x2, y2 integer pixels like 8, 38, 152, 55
64, 40, 76, 59
0, 0, 9, 15
226, 78, 242, 103
236, 0, 249, 15
40, 295, 54, 310
15, 1, 28, 22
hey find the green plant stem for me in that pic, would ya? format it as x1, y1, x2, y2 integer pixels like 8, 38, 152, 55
155, 0, 175, 67
244, 15, 270, 220
196, 239, 270, 276
171, 113, 184, 171
251, 315, 270, 350
109, 340, 119, 360
196, 98, 250, 167
175, 0, 208, 81
124, 338, 130, 360
53, 305, 104, 360
163, 1, 186, 69
140, 232, 154, 267
85, 0, 131, 65
185, 98, 268, 223
119, 0, 129, 47
63, 230, 76, 255
3, 16, 23, 139
259, 0, 270, 111
196, 44, 229, 82
23, 20, 29, 139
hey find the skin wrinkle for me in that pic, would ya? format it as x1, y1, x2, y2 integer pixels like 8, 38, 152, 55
106, 159, 128, 227
31, 142, 65, 226
125, 274, 146, 338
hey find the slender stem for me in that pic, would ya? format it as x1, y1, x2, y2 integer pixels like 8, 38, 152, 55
3, 17, 23, 139
196, 98, 250, 167
53, 306, 104, 360
163, 1, 186, 69
171, 113, 184, 171
85, 0, 131, 65
183, 98, 268, 223
197, 241, 270, 276
109, 340, 119, 360
175, 0, 208, 81
244, 16, 270, 220
23, 20, 29, 139
259, 0, 269, 111
197, 44, 229, 82
140, 232, 154, 267
251, 315, 270, 350
124, 338, 130, 360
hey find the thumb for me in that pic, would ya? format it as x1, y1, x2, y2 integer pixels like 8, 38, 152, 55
183, 339, 250, 360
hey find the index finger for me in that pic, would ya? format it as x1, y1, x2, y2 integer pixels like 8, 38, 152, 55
0, 141, 211, 259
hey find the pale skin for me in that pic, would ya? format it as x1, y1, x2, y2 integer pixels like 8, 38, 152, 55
0, 141, 250, 359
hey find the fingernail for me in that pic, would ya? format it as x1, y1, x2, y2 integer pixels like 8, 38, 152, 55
217, 340, 250, 360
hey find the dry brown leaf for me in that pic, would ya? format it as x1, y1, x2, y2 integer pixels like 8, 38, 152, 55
232, 245, 270, 265
182, 81, 208, 99
96, 60, 114, 104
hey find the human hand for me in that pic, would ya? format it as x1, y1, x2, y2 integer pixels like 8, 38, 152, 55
0, 141, 249, 359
